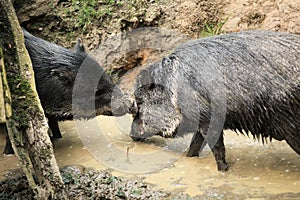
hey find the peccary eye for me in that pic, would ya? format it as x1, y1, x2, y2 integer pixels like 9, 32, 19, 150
149, 83, 156, 90
138, 119, 144, 127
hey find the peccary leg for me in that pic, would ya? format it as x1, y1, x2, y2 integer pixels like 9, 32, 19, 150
188, 130, 228, 171
1, 124, 14, 154
48, 117, 62, 138
208, 132, 228, 172
4, 134, 13, 154
187, 131, 205, 157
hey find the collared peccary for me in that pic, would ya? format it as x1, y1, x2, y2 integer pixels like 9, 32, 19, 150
130, 30, 300, 171
3, 30, 131, 154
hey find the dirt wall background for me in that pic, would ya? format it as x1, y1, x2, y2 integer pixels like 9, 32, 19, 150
15, 0, 299, 51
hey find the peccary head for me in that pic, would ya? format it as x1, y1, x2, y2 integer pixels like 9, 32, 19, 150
71, 41, 131, 118
129, 55, 211, 140
130, 62, 182, 140
72, 39, 132, 117
23, 29, 129, 119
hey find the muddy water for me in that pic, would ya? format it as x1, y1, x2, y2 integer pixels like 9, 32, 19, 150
0, 115, 299, 197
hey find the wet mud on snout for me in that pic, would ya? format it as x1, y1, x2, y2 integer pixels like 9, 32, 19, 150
0, 116, 299, 198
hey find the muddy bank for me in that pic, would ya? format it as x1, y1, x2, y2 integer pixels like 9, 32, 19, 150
16, 0, 299, 51
1, 116, 299, 199
1, 167, 299, 199
222, 0, 300, 34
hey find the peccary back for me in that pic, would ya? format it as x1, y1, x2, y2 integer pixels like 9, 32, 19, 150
24, 31, 84, 118
178, 31, 300, 146
130, 30, 300, 171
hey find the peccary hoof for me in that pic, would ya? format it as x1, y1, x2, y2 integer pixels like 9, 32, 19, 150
186, 144, 201, 157
217, 161, 229, 172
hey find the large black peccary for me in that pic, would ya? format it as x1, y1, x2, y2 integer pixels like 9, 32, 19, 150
129, 30, 300, 171
3, 30, 130, 154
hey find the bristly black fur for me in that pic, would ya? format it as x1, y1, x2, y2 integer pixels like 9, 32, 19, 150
3, 30, 117, 154
130, 30, 300, 171
23, 29, 88, 120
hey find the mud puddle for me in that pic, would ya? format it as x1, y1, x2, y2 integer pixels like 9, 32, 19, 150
0, 115, 299, 198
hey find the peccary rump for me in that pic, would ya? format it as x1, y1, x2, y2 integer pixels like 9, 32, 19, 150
130, 30, 300, 171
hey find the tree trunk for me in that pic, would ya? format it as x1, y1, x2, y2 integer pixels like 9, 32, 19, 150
0, 0, 66, 199
0, 50, 5, 124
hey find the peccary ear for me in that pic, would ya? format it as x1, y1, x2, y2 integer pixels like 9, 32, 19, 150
137, 69, 154, 88
74, 38, 85, 53
50, 68, 76, 85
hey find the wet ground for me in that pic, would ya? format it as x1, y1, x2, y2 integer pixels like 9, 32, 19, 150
1, 115, 299, 198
